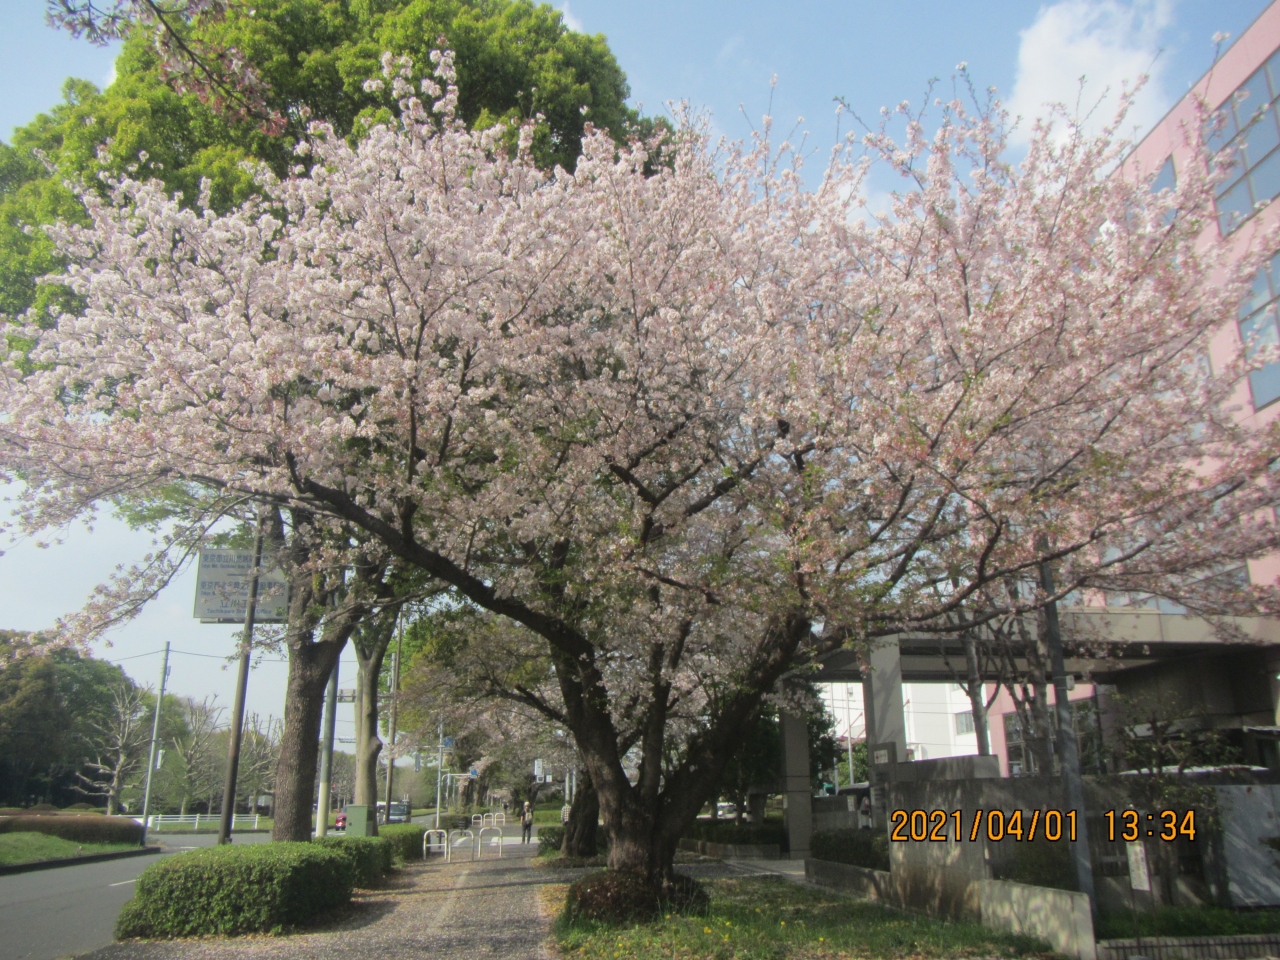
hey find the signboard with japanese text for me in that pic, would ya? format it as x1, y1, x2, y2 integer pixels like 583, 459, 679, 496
194, 549, 289, 623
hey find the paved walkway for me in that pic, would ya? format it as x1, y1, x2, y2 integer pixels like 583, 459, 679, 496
82, 843, 554, 960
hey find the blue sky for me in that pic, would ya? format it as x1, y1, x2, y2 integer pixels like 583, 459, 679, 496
0, 0, 1275, 730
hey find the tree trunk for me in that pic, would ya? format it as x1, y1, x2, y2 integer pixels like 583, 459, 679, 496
351, 608, 396, 832
352, 648, 385, 812
272, 639, 341, 841
962, 631, 991, 755
561, 768, 598, 857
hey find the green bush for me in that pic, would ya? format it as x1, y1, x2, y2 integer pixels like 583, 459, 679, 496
990, 838, 1075, 891
564, 870, 709, 926
114, 842, 352, 939
312, 835, 391, 887
379, 823, 427, 863
0, 815, 143, 845
684, 820, 786, 847
538, 825, 566, 856
809, 829, 890, 871
1096, 905, 1280, 939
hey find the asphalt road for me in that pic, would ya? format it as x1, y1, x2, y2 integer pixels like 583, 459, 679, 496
0, 832, 271, 960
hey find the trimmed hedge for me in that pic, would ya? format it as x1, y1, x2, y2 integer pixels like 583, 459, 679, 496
538, 825, 566, 855
114, 842, 352, 939
379, 823, 427, 863
312, 835, 391, 887
0, 815, 143, 846
810, 828, 890, 871
684, 820, 786, 847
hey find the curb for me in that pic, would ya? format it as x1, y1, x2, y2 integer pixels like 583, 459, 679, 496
0, 845, 163, 876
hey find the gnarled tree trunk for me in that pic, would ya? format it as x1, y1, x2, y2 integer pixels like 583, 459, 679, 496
561, 767, 598, 857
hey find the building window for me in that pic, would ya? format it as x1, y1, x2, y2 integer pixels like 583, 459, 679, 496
1212, 47, 1280, 235
1000, 699, 1105, 777
955, 710, 975, 736
1239, 252, 1280, 409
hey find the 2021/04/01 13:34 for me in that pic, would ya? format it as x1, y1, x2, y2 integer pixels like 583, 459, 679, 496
1103, 809, 1196, 842
890, 808, 1078, 842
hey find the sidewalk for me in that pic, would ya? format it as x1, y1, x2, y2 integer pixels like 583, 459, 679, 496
82, 843, 554, 960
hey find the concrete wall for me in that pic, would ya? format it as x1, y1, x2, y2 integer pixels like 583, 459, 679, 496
805, 858, 896, 903
978, 879, 1095, 960
1214, 784, 1280, 906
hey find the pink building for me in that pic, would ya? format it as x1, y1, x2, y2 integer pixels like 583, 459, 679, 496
987, 3, 1280, 778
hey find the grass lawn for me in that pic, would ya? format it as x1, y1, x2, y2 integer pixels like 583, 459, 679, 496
549, 876, 1054, 960
0, 832, 137, 866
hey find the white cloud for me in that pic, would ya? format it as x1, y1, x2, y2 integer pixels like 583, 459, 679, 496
1007, 0, 1175, 143
558, 2, 584, 33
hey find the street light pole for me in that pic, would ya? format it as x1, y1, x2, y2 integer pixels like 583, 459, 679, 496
383, 611, 403, 815
139, 641, 170, 844
218, 514, 265, 845
316, 660, 339, 837
434, 720, 444, 830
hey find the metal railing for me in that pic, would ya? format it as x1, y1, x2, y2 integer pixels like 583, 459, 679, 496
144, 813, 262, 831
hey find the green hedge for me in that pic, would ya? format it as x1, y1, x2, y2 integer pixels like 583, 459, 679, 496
538, 825, 565, 855
684, 820, 786, 847
378, 823, 427, 863
0, 815, 143, 845
114, 842, 352, 939
809, 829, 890, 871
312, 835, 391, 887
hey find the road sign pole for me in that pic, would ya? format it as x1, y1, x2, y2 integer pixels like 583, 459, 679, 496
316, 659, 339, 837
218, 513, 265, 845
139, 641, 170, 845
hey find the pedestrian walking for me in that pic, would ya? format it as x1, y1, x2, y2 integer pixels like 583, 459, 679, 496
521, 801, 533, 843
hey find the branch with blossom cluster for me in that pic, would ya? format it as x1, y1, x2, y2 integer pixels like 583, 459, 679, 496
46, 0, 283, 132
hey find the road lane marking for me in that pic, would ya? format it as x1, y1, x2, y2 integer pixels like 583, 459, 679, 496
108, 879, 137, 887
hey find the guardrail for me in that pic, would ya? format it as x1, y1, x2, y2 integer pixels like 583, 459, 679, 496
423, 828, 447, 858
143, 814, 262, 831
446, 828, 474, 863
477, 825, 503, 859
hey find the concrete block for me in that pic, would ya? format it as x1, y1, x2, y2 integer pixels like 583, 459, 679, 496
978, 879, 1095, 960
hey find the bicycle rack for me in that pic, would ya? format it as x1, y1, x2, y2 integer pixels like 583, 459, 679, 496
423, 828, 447, 859
446, 829, 474, 863
477, 825, 503, 859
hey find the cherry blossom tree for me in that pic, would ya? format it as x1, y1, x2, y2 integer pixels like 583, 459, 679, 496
5, 53, 1280, 889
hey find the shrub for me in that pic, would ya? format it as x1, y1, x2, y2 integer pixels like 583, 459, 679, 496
563, 870, 710, 926
538, 825, 566, 856
0, 815, 143, 845
62, 803, 99, 812
312, 835, 392, 887
114, 842, 352, 939
809, 829, 890, 871
379, 823, 427, 863
27, 803, 58, 814
990, 838, 1075, 891
684, 820, 786, 847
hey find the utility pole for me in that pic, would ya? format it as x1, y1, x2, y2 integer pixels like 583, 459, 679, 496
434, 720, 445, 830
316, 660, 339, 837
383, 610, 403, 816
139, 641, 171, 845
218, 514, 265, 845
1040, 556, 1098, 922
